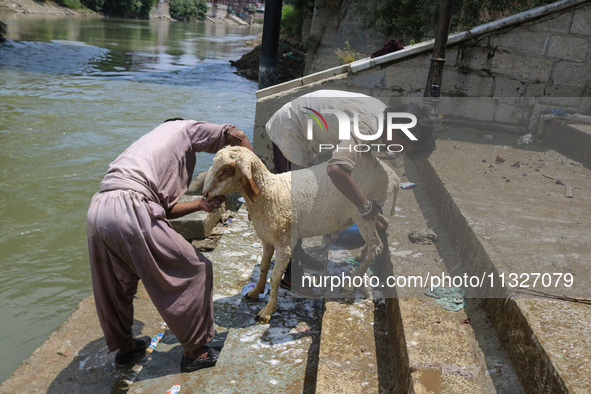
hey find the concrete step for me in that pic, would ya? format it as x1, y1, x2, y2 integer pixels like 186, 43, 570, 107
205, 289, 322, 393
201, 211, 323, 392
315, 298, 395, 393
130, 206, 323, 393
381, 159, 523, 393
312, 235, 390, 393
308, 156, 521, 393
227, 14, 249, 25
414, 123, 591, 392
128, 206, 264, 392
169, 195, 225, 240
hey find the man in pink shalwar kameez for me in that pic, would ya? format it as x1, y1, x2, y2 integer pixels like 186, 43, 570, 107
86, 119, 251, 372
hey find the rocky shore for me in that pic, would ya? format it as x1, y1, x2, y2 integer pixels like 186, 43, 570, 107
230, 39, 306, 84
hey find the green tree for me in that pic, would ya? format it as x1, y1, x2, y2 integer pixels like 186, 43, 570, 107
357, 0, 556, 44
170, 0, 207, 21
281, 4, 302, 38
99, 0, 153, 17
79, 0, 104, 12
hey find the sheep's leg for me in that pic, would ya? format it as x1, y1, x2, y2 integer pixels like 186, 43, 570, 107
256, 247, 290, 323
355, 245, 368, 264
246, 241, 274, 300
354, 220, 383, 277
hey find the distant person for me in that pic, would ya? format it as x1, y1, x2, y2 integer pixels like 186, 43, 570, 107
86, 119, 251, 372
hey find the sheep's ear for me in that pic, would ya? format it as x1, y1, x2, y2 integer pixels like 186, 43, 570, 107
216, 163, 236, 183
235, 157, 259, 203
241, 176, 259, 203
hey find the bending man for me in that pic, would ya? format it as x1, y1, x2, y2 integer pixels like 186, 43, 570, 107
87, 119, 251, 372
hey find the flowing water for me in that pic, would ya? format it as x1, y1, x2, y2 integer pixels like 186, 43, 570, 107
0, 13, 260, 382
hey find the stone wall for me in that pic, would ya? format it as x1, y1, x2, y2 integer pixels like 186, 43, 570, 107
253, 1, 591, 167
303, 5, 387, 75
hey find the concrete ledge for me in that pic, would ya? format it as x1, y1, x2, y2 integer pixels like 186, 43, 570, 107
169, 195, 225, 240
316, 300, 382, 393
539, 118, 591, 168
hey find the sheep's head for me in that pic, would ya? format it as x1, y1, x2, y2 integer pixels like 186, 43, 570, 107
203, 146, 260, 203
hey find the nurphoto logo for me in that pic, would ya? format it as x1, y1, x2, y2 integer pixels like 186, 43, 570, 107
304, 108, 419, 153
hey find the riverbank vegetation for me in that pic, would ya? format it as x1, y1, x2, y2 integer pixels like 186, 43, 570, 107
48, 0, 206, 19
356, 0, 557, 44
48, 0, 155, 17
170, 0, 207, 21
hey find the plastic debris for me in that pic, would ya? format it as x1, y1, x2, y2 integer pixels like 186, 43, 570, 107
241, 282, 270, 300
549, 108, 568, 116
344, 256, 361, 266
400, 182, 417, 190
167, 384, 181, 394
344, 256, 375, 275
146, 332, 164, 353
238, 196, 246, 203
425, 287, 466, 312
517, 133, 533, 144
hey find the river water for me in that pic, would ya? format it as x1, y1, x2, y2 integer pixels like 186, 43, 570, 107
0, 13, 260, 383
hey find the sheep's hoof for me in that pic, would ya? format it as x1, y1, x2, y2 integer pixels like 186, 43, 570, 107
255, 311, 271, 324
245, 289, 261, 300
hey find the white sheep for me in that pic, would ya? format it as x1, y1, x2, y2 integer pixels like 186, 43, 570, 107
203, 146, 400, 323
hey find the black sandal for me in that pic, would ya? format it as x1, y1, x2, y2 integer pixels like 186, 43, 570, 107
115, 336, 151, 366
180, 346, 221, 373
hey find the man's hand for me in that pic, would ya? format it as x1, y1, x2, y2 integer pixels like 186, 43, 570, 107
359, 200, 381, 221
166, 195, 226, 219
225, 127, 253, 151
198, 195, 226, 213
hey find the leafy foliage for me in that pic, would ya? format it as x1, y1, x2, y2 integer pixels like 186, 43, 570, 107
281, 0, 315, 39
78, 0, 103, 12
356, 0, 556, 44
79, 0, 154, 17
281, 4, 303, 38
170, 0, 208, 20
335, 41, 362, 64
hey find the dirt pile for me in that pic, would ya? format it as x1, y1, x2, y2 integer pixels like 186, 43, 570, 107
229, 39, 306, 84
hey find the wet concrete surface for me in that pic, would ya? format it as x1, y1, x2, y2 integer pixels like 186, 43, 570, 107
129, 207, 323, 393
